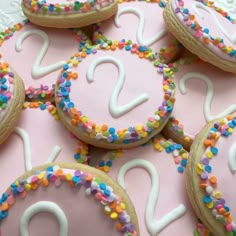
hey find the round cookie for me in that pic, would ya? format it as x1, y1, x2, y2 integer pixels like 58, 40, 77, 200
163, 0, 236, 74
95, 136, 199, 236
55, 43, 176, 149
0, 21, 89, 102
0, 163, 139, 235
0, 106, 89, 194
21, 0, 118, 28
0, 56, 25, 144
162, 55, 236, 151
93, 0, 182, 63
186, 114, 236, 236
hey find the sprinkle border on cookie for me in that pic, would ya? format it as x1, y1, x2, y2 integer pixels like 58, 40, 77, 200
173, 0, 236, 61
55, 41, 176, 146
0, 56, 14, 120
22, 0, 116, 14
197, 115, 236, 234
0, 165, 137, 235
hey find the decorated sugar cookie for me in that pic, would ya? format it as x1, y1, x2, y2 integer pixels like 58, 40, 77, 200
0, 56, 25, 144
95, 136, 200, 236
162, 56, 236, 151
0, 163, 139, 235
93, 0, 182, 63
0, 21, 89, 101
186, 114, 236, 236
0, 106, 89, 193
21, 0, 118, 28
55, 42, 176, 149
164, 0, 236, 73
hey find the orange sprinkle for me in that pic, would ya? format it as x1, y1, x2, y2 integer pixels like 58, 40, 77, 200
85, 174, 93, 182
42, 178, 49, 187
1, 202, 9, 211
81, 52, 87, 58
71, 119, 78, 125
116, 222, 123, 231
56, 169, 64, 176
31, 182, 38, 190
111, 44, 116, 51
72, 72, 78, 79
209, 175, 217, 184
115, 205, 122, 213
203, 38, 210, 44
109, 201, 117, 209
101, 124, 108, 131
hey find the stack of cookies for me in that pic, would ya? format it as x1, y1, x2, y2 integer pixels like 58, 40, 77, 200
0, 0, 235, 235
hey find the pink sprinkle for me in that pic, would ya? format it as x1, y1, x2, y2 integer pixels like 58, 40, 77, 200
7, 196, 16, 205
195, 31, 203, 38
148, 117, 155, 122
226, 223, 233, 232
218, 43, 224, 49
174, 156, 181, 164
216, 204, 223, 210
19, 191, 26, 199
31, 176, 38, 183
186, 20, 192, 26
95, 192, 102, 200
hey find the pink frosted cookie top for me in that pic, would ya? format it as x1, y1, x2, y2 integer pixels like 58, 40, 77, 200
55, 43, 175, 145
93, 0, 180, 62
0, 107, 89, 194
0, 165, 137, 235
197, 114, 236, 234
171, 0, 236, 62
0, 57, 14, 120
0, 22, 81, 100
166, 59, 236, 145
96, 137, 198, 236
22, 0, 116, 14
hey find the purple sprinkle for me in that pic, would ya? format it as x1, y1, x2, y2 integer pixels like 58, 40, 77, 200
175, 7, 180, 13
200, 172, 208, 180
202, 158, 209, 165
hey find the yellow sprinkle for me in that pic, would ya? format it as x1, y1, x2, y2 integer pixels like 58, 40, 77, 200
206, 151, 213, 159
89, 133, 95, 139
120, 202, 126, 210
197, 163, 204, 175
228, 128, 233, 134
154, 143, 163, 152
95, 126, 101, 133
184, 136, 191, 143
163, 85, 169, 91
81, 116, 88, 123
65, 173, 72, 181
214, 191, 222, 199
206, 201, 214, 209
110, 212, 118, 220
37, 173, 45, 180
103, 166, 110, 173
141, 132, 148, 138
153, 121, 160, 128
136, 125, 143, 131
25, 184, 32, 191
182, 153, 188, 160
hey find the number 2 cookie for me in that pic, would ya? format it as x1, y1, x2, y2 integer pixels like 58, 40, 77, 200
21, 0, 118, 28
164, 0, 236, 74
55, 42, 175, 149
93, 0, 182, 63
0, 163, 138, 235
0, 56, 25, 144
186, 114, 236, 235
163, 55, 236, 151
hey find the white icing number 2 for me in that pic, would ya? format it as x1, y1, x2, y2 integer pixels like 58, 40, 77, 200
114, 7, 167, 47
179, 72, 236, 122
192, 2, 236, 45
14, 127, 61, 172
229, 142, 236, 174
118, 159, 186, 236
20, 201, 68, 236
15, 29, 66, 79
87, 56, 149, 118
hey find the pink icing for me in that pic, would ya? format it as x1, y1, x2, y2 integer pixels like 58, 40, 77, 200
1, 23, 79, 96
94, 1, 178, 53
98, 140, 197, 235
0, 168, 122, 236
172, 60, 236, 139
69, 49, 164, 130
171, 0, 236, 62
0, 108, 80, 194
